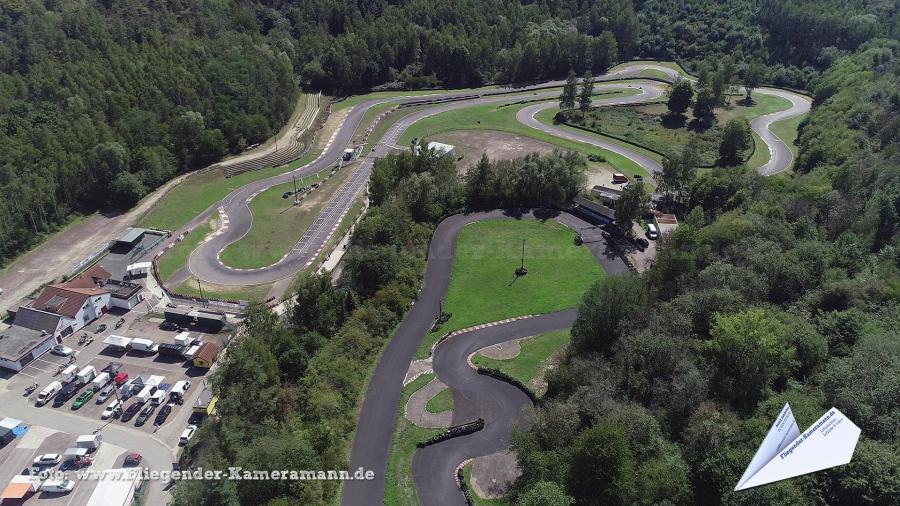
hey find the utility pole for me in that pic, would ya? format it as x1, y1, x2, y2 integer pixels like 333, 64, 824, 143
197, 278, 206, 307
292, 174, 300, 205
273, 131, 278, 153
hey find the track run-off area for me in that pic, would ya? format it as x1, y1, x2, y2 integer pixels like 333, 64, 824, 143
170, 62, 809, 289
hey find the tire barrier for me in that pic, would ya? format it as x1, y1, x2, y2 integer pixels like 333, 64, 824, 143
417, 418, 485, 448
475, 367, 538, 403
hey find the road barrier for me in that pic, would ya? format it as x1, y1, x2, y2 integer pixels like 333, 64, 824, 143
417, 418, 485, 448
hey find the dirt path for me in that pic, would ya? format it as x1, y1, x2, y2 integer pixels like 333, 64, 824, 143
0, 173, 186, 315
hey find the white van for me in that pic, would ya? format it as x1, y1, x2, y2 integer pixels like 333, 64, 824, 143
130, 338, 159, 354
647, 223, 658, 240
40, 479, 75, 493
76, 434, 102, 451
60, 364, 79, 383
136, 384, 158, 403
36, 381, 63, 406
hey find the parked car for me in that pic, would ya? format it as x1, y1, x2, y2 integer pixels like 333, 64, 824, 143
51, 345, 74, 356
121, 402, 143, 422
33, 454, 62, 466
102, 400, 122, 419
635, 237, 650, 250
95, 323, 107, 333
159, 321, 180, 331
53, 383, 82, 407
72, 389, 95, 409
114, 372, 129, 386
40, 479, 75, 493
154, 404, 172, 426
96, 385, 115, 404
179, 425, 198, 445
646, 223, 658, 240
103, 362, 123, 375
123, 453, 143, 466
135, 403, 157, 426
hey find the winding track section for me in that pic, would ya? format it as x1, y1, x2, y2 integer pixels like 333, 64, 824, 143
181, 63, 808, 287
342, 210, 628, 506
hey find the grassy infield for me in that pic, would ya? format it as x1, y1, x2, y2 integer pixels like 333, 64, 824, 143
385, 219, 603, 505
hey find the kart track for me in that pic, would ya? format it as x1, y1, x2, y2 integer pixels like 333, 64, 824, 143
178, 63, 811, 287
342, 210, 628, 506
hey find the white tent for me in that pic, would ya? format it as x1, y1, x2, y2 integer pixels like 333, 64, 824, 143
0, 417, 22, 431
104, 335, 132, 348
87, 468, 141, 506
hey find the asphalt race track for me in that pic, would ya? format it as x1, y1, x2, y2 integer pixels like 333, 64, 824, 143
341, 210, 628, 506
178, 63, 808, 287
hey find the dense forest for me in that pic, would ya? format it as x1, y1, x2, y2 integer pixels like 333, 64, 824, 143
511, 41, 900, 505
2, 0, 896, 267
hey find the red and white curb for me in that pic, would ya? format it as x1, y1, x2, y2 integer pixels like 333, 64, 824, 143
454, 459, 474, 485
431, 315, 536, 353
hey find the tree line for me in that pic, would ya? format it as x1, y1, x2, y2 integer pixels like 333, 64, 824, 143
509, 41, 900, 506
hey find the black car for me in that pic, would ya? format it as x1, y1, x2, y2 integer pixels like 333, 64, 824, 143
52, 383, 81, 407
135, 403, 157, 426
281, 190, 294, 199
103, 362, 123, 375
635, 238, 650, 250
154, 404, 172, 426
159, 321, 180, 331
120, 402, 143, 422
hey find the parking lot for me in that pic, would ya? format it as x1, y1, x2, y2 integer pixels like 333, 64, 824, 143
0, 423, 132, 505
11, 307, 229, 437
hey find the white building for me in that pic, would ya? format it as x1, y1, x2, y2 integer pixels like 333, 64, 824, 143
0, 326, 57, 371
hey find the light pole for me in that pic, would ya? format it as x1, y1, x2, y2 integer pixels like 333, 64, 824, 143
515, 239, 528, 277
292, 174, 300, 205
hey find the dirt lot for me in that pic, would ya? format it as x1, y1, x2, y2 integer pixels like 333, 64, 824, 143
430, 130, 557, 173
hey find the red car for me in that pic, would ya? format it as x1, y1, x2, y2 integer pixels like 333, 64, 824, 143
124, 453, 142, 466
114, 372, 129, 386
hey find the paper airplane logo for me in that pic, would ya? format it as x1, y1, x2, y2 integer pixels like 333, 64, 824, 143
735, 403, 861, 491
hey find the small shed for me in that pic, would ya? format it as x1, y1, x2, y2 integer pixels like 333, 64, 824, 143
193, 387, 219, 415
192, 342, 221, 368
115, 228, 146, 247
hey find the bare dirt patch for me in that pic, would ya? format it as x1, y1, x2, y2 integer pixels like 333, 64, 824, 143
431, 130, 557, 174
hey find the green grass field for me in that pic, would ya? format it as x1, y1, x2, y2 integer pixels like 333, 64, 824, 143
398, 96, 649, 177
472, 329, 570, 396
424, 387, 454, 413
218, 167, 353, 269
175, 276, 272, 302
385, 373, 443, 506
139, 149, 322, 232
461, 463, 511, 506
156, 222, 213, 282
417, 219, 604, 358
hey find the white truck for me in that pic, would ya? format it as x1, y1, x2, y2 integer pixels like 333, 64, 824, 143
136, 384, 158, 403
76, 434, 102, 451
76, 366, 96, 385
60, 364, 79, 383
36, 381, 63, 406
91, 372, 111, 390
130, 338, 158, 354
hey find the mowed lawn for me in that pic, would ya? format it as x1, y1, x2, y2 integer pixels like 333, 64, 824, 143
138, 149, 322, 232
418, 219, 604, 357
425, 387, 454, 413
472, 329, 570, 396
156, 222, 213, 282
217, 166, 353, 269
397, 93, 649, 177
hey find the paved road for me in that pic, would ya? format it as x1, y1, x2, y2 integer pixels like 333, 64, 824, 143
597, 63, 811, 174
341, 210, 628, 506
516, 84, 666, 180
187, 82, 664, 285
